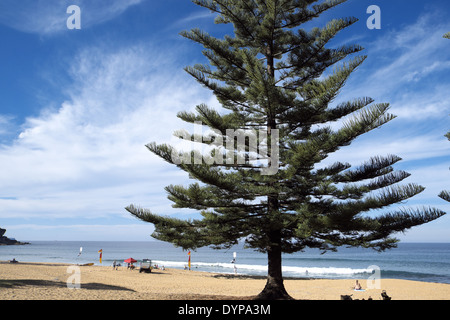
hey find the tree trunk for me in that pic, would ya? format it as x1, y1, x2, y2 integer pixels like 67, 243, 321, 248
255, 42, 293, 301
256, 236, 293, 300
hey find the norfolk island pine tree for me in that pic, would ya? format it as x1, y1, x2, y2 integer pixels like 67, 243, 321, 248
126, 0, 446, 299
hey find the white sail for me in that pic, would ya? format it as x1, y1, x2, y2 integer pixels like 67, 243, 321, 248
78, 247, 83, 256
231, 251, 236, 263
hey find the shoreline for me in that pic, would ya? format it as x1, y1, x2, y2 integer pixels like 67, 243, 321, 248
3, 260, 448, 285
1, 261, 450, 300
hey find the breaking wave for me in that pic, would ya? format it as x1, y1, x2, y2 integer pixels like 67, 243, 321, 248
152, 260, 375, 277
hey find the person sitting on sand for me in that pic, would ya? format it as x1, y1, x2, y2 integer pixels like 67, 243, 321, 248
353, 280, 362, 290
381, 290, 391, 300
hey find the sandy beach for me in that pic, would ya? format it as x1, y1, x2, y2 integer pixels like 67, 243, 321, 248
1, 261, 449, 300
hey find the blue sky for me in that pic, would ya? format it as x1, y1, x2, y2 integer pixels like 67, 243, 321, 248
0, 0, 449, 242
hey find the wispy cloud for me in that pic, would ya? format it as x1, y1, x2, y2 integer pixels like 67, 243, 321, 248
177, 10, 215, 24
0, 115, 13, 134
343, 11, 450, 111
0, 42, 209, 220
320, 9, 450, 221
332, 10, 450, 156
0, 0, 144, 35
326, 132, 449, 165
401, 61, 450, 83
6, 223, 155, 241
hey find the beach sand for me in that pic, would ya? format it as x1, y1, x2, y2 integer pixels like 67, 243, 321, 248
1, 261, 449, 300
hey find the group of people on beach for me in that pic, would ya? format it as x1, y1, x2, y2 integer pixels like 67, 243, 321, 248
112, 260, 120, 270
111, 260, 165, 271
112, 260, 135, 270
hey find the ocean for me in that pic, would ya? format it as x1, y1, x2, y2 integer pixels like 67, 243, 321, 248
1, 241, 449, 284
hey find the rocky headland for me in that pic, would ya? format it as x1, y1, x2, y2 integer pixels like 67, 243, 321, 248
0, 228, 29, 245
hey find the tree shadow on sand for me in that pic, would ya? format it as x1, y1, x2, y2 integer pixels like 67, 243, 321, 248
0, 279, 135, 292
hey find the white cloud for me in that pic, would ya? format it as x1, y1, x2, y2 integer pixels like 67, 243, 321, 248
402, 61, 450, 83
0, 0, 143, 35
326, 133, 449, 167
5, 223, 155, 241
0, 42, 211, 220
391, 88, 450, 120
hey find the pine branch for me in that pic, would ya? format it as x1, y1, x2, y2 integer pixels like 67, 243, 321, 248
372, 207, 446, 234
439, 190, 450, 202
281, 0, 348, 29
335, 155, 402, 183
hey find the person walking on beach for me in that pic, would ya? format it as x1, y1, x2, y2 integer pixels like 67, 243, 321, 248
113, 260, 117, 270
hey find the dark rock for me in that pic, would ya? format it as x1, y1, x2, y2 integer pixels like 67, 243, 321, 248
0, 228, 29, 245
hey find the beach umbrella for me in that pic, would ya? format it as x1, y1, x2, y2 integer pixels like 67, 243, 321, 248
124, 258, 137, 264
